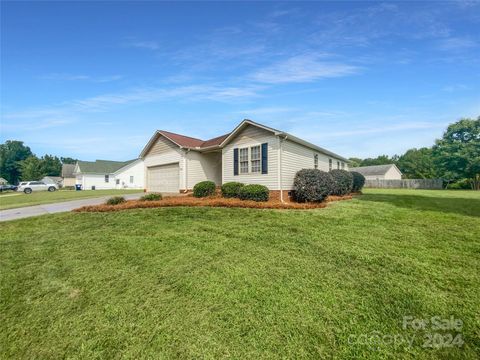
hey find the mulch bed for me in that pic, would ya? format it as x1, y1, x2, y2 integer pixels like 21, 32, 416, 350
74, 194, 354, 212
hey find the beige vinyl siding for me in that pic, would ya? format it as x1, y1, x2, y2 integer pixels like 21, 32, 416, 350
384, 166, 402, 180
186, 151, 222, 189
281, 139, 348, 190
143, 135, 185, 190
223, 125, 279, 189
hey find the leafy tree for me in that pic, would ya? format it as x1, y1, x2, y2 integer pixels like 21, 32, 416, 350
359, 155, 393, 166
0, 140, 33, 184
396, 147, 438, 179
348, 157, 362, 167
433, 117, 480, 190
61, 157, 78, 164
40, 155, 62, 176
19, 156, 45, 181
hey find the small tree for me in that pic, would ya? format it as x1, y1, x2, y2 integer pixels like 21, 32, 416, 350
19, 156, 45, 181
293, 169, 335, 202
330, 169, 354, 196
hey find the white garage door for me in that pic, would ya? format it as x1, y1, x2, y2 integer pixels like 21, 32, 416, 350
147, 163, 179, 193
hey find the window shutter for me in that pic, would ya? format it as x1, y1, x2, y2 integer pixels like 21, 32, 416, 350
261, 143, 268, 174
233, 148, 239, 176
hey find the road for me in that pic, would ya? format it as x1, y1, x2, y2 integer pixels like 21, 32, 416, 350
0, 193, 143, 222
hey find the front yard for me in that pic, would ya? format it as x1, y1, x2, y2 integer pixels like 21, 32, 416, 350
1, 189, 479, 359
0, 189, 143, 210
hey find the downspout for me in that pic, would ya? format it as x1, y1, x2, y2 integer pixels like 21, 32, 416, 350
183, 149, 189, 193
277, 135, 287, 203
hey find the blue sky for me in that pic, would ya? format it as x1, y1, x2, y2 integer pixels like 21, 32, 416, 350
1, 1, 479, 161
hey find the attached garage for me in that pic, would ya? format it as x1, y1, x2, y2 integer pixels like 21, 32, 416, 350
147, 163, 180, 193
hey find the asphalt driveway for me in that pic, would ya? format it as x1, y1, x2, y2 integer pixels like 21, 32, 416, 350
0, 193, 143, 222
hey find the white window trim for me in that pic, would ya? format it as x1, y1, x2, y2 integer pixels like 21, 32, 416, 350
238, 145, 263, 175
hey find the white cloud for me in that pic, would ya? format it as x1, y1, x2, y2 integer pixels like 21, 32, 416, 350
250, 55, 359, 84
125, 40, 159, 50
39, 73, 123, 82
437, 37, 477, 50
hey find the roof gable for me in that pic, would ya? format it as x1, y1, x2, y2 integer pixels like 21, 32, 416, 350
352, 164, 402, 176
76, 159, 138, 174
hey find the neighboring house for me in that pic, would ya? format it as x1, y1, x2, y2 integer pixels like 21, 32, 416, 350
0, 177, 7, 185
74, 159, 144, 190
140, 119, 349, 200
352, 164, 402, 180
41, 176, 63, 187
62, 164, 76, 187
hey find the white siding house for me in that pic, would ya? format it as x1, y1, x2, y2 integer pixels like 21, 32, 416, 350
74, 159, 145, 190
140, 119, 349, 200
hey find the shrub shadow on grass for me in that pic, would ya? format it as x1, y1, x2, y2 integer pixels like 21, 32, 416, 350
357, 193, 480, 217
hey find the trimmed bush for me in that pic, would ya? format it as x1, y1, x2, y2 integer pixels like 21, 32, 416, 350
221, 182, 245, 198
238, 184, 269, 202
140, 193, 163, 201
105, 196, 126, 205
351, 171, 366, 192
193, 181, 216, 198
330, 169, 354, 196
293, 169, 335, 202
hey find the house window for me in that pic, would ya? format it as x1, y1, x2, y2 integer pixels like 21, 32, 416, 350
105, 175, 109, 183
337, 161, 340, 169
239, 148, 249, 174
116, 179, 120, 185
251, 145, 261, 173
314, 154, 318, 169
130, 176, 134, 183
341, 162, 345, 170
329, 159, 332, 171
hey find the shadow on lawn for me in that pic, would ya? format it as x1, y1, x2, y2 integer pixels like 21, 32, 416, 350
357, 193, 480, 217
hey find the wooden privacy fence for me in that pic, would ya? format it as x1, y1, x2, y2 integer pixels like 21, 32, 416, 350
364, 179, 443, 189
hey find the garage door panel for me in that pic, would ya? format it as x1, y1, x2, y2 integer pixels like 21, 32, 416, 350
147, 163, 179, 192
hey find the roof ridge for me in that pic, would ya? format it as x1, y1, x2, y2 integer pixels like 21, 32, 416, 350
159, 130, 205, 142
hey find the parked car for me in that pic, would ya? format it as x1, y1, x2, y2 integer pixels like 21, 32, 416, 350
0, 184, 18, 192
17, 181, 58, 194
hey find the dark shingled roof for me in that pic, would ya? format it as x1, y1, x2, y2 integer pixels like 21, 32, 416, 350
158, 130, 230, 149
76, 159, 138, 174
352, 164, 399, 176
61, 164, 76, 178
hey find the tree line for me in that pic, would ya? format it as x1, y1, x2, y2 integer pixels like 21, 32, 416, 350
348, 117, 479, 190
0, 141, 77, 184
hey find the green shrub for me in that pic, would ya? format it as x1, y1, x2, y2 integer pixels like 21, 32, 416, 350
140, 193, 163, 201
330, 169, 354, 196
238, 184, 269, 202
447, 179, 472, 190
351, 171, 366, 192
293, 169, 335, 202
105, 196, 126, 205
221, 182, 245, 198
193, 181, 216, 198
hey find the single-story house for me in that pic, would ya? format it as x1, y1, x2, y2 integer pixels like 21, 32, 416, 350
140, 119, 349, 200
74, 159, 144, 190
61, 164, 76, 187
352, 164, 402, 180
0, 177, 7, 185
41, 176, 63, 187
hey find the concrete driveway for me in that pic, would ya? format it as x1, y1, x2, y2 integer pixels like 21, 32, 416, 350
0, 193, 143, 222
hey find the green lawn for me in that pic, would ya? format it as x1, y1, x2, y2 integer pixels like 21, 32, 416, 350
0, 189, 143, 210
1, 189, 479, 359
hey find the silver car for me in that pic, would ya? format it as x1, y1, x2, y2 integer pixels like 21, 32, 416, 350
17, 181, 58, 194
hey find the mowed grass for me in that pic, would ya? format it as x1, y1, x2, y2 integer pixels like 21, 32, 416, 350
1, 189, 479, 359
0, 189, 143, 210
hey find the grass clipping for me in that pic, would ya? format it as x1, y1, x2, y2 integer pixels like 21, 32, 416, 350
74, 194, 353, 212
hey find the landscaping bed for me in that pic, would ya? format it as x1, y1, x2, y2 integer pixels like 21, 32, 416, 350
74, 193, 354, 212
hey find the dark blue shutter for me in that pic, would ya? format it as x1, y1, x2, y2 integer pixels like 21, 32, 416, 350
233, 148, 239, 176
261, 143, 268, 174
